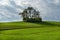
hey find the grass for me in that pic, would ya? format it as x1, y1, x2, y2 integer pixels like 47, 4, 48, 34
0, 21, 60, 30
0, 21, 60, 40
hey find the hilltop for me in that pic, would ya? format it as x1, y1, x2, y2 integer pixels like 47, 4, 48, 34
0, 21, 60, 40
0, 21, 60, 30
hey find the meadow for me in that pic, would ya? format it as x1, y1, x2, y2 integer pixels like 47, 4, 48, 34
0, 21, 60, 40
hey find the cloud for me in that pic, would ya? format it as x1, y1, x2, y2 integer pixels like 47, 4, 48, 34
0, 0, 60, 22
0, 0, 9, 6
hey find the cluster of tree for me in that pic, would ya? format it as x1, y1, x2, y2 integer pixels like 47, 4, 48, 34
19, 7, 42, 22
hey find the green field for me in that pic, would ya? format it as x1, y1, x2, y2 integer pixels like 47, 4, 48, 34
0, 21, 60, 40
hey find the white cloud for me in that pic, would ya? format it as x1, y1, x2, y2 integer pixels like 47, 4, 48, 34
0, 11, 11, 18
54, 0, 60, 4
0, 0, 54, 21
0, 0, 60, 22
0, 0, 9, 6
0, 15, 2, 19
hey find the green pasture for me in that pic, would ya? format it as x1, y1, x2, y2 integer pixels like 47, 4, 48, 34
0, 21, 60, 40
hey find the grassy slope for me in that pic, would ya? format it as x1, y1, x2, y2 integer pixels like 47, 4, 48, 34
0, 21, 60, 29
0, 21, 60, 40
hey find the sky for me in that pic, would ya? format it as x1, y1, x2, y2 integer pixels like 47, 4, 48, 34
0, 0, 60, 22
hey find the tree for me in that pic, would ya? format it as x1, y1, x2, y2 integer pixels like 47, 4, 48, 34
19, 7, 42, 22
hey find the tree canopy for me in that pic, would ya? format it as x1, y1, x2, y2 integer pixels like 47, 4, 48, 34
19, 7, 42, 22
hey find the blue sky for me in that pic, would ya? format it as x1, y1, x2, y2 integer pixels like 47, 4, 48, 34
0, 0, 60, 22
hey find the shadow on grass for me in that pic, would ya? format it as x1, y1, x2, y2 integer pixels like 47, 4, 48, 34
41, 22, 60, 26
0, 21, 60, 31
0, 27, 41, 31
26, 21, 60, 26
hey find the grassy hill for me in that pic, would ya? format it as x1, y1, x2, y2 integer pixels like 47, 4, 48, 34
0, 21, 60, 40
